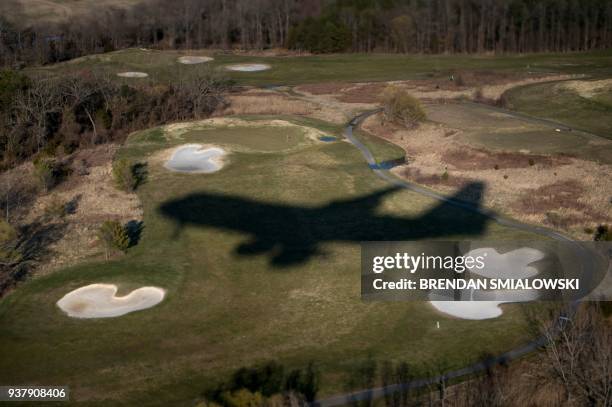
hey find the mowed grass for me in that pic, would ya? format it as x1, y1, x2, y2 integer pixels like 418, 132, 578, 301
29, 48, 612, 87
505, 79, 612, 140
425, 103, 612, 164
0, 116, 546, 404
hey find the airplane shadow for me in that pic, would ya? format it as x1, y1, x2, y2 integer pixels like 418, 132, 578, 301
158, 182, 488, 267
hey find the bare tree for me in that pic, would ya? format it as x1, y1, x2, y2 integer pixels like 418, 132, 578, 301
539, 303, 612, 406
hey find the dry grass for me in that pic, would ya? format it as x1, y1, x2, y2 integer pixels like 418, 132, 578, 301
2, 0, 144, 25
295, 74, 575, 105
25, 144, 143, 274
295, 82, 348, 95
221, 88, 352, 124
222, 94, 316, 116
441, 148, 572, 171
558, 78, 612, 98
362, 112, 612, 237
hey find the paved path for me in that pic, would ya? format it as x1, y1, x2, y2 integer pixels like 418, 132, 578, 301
312, 106, 592, 407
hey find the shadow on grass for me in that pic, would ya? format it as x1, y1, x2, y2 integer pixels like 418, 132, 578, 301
158, 183, 487, 267
126, 220, 144, 248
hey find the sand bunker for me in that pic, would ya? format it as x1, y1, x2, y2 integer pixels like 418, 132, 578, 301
57, 284, 165, 318
429, 291, 539, 320
465, 247, 545, 279
117, 72, 149, 78
178, 56, 214, 64
429, 300, 506, 320
165, 144, 227, 173
225, 63, 271, 72
429, 247, 545, 320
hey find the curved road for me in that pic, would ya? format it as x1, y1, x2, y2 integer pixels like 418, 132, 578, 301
312, 106, 595, 407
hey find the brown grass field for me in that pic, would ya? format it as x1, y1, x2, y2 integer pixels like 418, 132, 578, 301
1, 0, 144, 24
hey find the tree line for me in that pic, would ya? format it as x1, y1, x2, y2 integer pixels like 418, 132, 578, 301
0, 69, 230, 168
2, 0, 612, 67
290, 0, 612, 53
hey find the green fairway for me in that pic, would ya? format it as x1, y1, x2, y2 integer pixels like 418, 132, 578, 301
30, 48, 612, 87
504, 78, 612, 139
425, 103, 612, 164
0, 116, 546, 404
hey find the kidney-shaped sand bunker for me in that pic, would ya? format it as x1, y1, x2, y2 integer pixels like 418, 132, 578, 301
429, 247, 545, 320
57, 284, 166, 318
165, 144, 227, 173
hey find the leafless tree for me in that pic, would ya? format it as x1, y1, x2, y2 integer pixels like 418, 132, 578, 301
539, 303, 612, 406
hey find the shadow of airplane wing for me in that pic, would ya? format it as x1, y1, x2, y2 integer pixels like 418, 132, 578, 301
158, 182, 489, 268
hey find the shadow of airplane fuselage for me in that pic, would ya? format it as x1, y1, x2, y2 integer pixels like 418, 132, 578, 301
158, 183, 488, 267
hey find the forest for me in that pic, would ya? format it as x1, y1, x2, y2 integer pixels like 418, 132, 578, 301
1, 0, 612, 66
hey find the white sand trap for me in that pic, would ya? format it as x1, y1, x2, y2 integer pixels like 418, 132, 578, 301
117, 72, 149, 78
429, 247, 545, 320
429, 290, 540, 320
465, 247, 545, 279
429, 300, 505, 320
57, 284, 165, 318
225, 63, 271, 72
178, 56, 214, 64
165, 144, 227, 173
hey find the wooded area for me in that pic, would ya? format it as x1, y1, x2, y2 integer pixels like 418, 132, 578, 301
2, 0, 612, 66
0, 69, 230, 168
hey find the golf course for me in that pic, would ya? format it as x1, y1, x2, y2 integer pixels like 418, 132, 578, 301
0, 108, 555, 403
0, 42, 610, 405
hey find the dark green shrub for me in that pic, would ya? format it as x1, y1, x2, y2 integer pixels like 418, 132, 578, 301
0, 219, 21, 265
594, 225, 611, 241
112, 158, 138, 192
33, 157, 62, 191
96, 109, 113, 130
97, 220, 130, 259
528, 158, 535, 166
